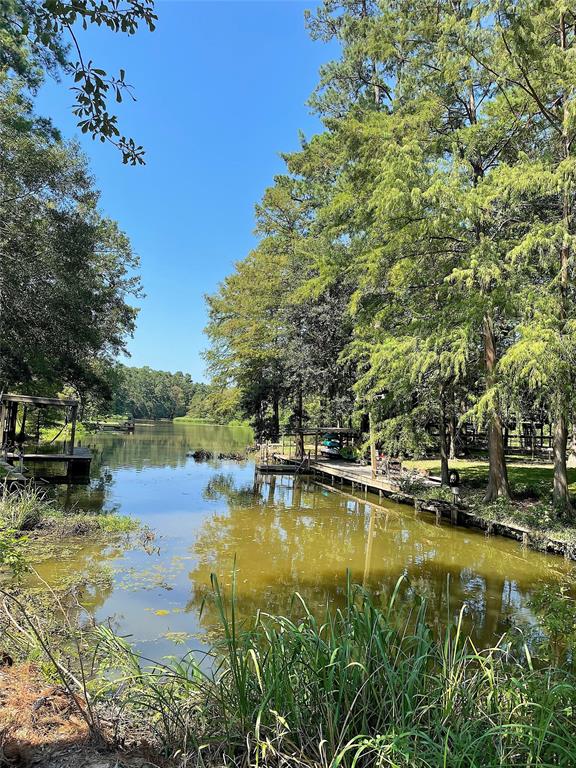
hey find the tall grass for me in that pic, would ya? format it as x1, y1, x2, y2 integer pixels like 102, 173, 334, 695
92, 574, 576, 767
0, 483, 50, 530
0, 482, 138, 539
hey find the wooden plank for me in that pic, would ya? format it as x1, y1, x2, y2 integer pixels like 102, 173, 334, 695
6, 450, 91, 462
1, 394, 78, 407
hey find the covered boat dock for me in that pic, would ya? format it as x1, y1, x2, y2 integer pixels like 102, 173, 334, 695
0, 393, 92, 479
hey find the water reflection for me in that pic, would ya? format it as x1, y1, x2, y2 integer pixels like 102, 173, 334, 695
24, 422, 570, 655
188, 472, 567, 648
56, 421, 254, 513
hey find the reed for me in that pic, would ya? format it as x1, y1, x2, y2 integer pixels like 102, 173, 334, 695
93, 575, 576, 767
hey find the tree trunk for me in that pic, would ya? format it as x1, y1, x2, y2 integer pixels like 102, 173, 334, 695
553, 404, 571, 510
483, 314, 510, 501
439, 390, 450, 485
448, 388, 457, 460
553, 13, 573, 511
467, 87, 509, 500
272, 393, 280, 441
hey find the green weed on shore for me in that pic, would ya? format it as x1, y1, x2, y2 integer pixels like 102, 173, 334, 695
91, 575, 576, 767
0, 484, 138, 578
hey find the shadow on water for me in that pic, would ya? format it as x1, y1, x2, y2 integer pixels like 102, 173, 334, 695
22, 421, 571, 656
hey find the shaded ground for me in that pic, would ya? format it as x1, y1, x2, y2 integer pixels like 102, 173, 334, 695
0, 664, 161, 768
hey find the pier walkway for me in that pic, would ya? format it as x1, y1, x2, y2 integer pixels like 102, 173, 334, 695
269, 452, 440, 498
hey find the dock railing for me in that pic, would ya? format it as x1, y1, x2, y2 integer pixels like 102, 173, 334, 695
259, 441, 282, 463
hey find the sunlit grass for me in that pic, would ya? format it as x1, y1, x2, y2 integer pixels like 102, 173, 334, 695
92, 575, 576, 767
404, 457, 576, 496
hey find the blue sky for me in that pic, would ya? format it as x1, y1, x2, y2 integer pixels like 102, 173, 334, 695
36, 1, 334, 381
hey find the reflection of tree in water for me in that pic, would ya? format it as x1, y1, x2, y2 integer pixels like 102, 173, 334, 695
203, 472, 259, 506
187, 473, 565, 647
56, 422, 253, 514
83, 422, 253, 473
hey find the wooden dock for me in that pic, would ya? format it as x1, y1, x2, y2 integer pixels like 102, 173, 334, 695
269, 453, 421, 498
262, 452, 576, 561
5, 447, 92, 480
0, 393, 92, 481
256, 462, 302, 473
92, 420, 135, 433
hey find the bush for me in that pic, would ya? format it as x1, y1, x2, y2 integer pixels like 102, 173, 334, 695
0, 528, 29, 577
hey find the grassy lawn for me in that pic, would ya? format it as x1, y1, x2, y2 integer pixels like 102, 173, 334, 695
39, 421, 92, 443
403, 457, 576, 498
403, 457, 576, 543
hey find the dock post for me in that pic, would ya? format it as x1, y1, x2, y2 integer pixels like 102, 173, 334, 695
69, 404, 78, 455
0, 400, 6, 457
369, 411, 377, 479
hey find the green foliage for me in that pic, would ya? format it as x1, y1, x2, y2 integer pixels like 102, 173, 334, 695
1, 0, 156, 163
182, 382, 244, 424
95, 514, 138, 534
422, 485, 455, 503
203, 0, 576, 508
93, 575, 576, 766
0, 528, 28, 577
339, 444, 358, 460
0, 85, 140, 398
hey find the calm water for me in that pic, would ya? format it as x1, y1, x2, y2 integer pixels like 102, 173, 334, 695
27, 422, 570, 657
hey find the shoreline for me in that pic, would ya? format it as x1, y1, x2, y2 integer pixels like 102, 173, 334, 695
284, 457, 576, 561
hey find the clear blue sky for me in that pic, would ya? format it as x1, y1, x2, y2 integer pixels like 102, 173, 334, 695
36, 1, 334, 381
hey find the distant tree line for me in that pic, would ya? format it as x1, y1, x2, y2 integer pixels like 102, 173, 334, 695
205, 0, 576, 511
108, 365, 200, 420
97, 365, 240, 423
